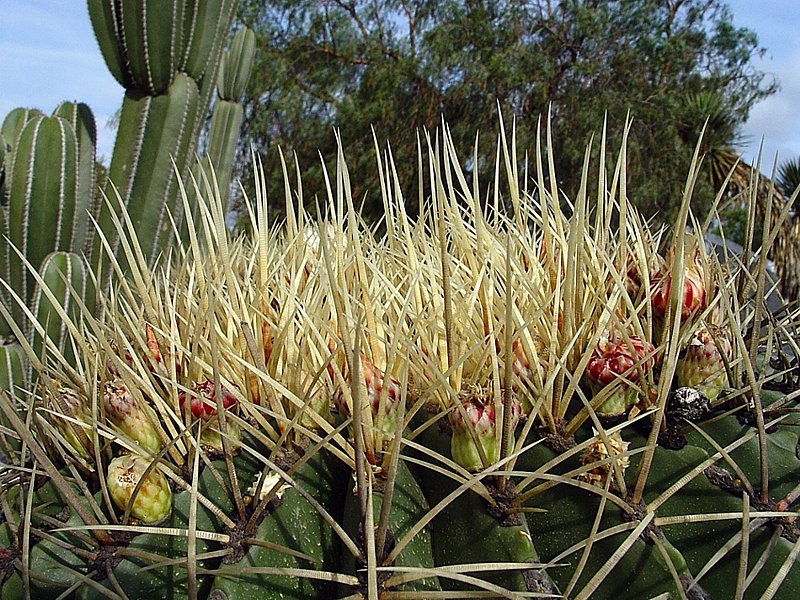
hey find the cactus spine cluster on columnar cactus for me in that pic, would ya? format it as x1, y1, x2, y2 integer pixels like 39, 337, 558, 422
1, 117, 800, 599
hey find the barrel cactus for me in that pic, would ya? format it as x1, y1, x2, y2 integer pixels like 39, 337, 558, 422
0, 120, 798, 599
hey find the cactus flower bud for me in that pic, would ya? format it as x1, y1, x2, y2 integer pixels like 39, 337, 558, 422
511, 336, 549, 414
50, 384, 94, 460
585, 333, 655, 417
448, 386, 522, 471
651, 246, 706, 320
179, 378, 238, 420
107, 454, 172, 524
334, 354, 403, 434
103, 379, 162, 455
179, 378, 240, 453
676, 324, 732, 402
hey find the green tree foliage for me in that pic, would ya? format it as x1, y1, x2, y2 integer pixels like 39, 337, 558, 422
778, 156, 800, 197
235, 0, 776, 223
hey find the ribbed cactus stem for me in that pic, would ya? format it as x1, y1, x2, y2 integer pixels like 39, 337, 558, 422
87, 0, 240, 273
180, 1, 239, 81
52, 102, 97, 258
7, 115, 78, 324
196, 26, 255, 213
1, 108, 44, 152
31, 252, 87, 367
217, 27, 256, 102
88, 0, 183, 95
95, 73, 200, 271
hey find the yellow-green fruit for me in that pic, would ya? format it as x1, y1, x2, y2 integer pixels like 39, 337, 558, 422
107, 454, 172, 524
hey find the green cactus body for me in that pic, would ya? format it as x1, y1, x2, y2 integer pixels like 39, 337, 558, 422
7, 115, 78, 323
52, 102, 97, 258
31, 251, 87, 366
413, 424, 556, 594
211, 448, 347, 599
87, 0, 184, 95
340, 459, 441, 595
645, 442, 800, 599
180, 0, 239, 81
96, 72, 200, 269
78, 490, 218, 600
0, 482, 97, 599
527, 477, 686, 597
87, 0, 238, 275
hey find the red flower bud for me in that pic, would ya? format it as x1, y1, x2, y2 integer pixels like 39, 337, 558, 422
586, 334, 654, 386
179, 378, 238, 420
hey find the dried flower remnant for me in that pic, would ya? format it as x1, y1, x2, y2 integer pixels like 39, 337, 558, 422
676, 324, 732, 402
578, 429, 630, 492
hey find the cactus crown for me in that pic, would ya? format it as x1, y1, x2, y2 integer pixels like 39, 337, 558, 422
1, 117, 799, 599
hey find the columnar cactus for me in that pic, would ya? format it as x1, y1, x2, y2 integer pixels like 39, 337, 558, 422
201, 27, 255, 203
6, 115, 79, 323
88, 0, 239, 272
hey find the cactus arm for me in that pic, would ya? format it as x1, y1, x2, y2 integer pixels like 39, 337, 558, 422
217, 27, 256, 102
210, 448, 348, 599
201, 100, 244, 204
53, 102, 97, 258
8, 116, 78, 320
118, 0, 183, 94
30, 252, 87, 367
86, 0, 128, 88
195, 26, 254, 214
87, 0, 185, 95
180, 0, 238, 81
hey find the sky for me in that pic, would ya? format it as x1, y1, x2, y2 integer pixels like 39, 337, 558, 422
1, 0, 799, 172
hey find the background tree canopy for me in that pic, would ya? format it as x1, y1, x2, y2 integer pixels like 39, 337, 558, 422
234, 0, 776, 224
